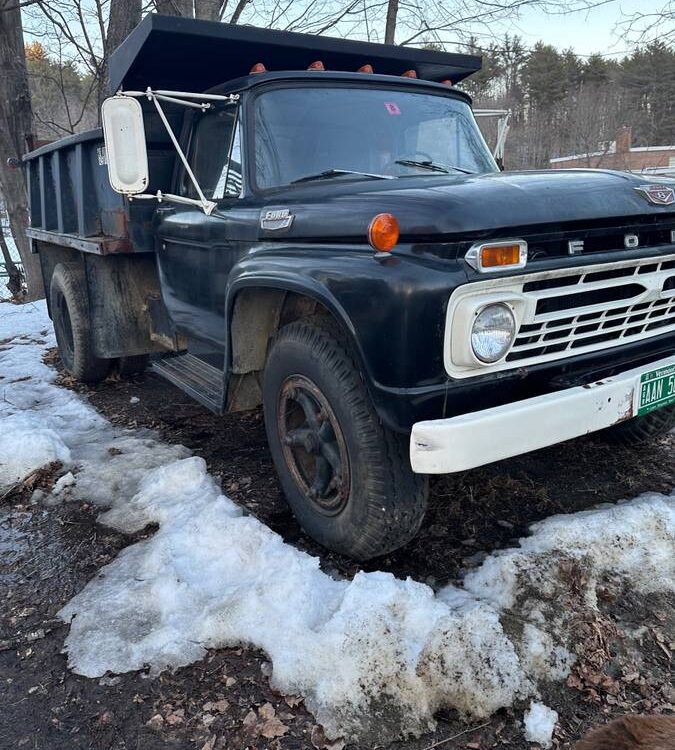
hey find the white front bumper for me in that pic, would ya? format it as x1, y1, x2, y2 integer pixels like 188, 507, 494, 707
410, 355, 674, 474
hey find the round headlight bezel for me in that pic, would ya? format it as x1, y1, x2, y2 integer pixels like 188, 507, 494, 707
470, 302, 517, 364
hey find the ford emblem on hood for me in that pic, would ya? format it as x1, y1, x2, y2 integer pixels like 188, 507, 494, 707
634, 184, 675, 206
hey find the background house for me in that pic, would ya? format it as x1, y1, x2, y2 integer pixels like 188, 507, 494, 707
549, 126, 675, 175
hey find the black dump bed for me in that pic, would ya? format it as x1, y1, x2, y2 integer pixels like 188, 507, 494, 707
23, 14, 481, 255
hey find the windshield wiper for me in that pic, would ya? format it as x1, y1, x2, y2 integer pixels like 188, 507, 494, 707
395, 159, 474, 175
291, 169, 394, 184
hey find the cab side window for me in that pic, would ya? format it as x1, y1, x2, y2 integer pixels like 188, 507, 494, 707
184, 104, 242, 200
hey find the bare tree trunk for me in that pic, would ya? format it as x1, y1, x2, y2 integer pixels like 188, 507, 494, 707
194, 0, 220, 20
384, 0, 398, 43
98, 0, 142, 107
0, 230, 23, 299
155, 0, 194, 16
0, 0, 43, 301
155, 0, 219, 19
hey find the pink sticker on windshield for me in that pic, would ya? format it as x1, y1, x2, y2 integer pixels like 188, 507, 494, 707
384, 102, 401, 115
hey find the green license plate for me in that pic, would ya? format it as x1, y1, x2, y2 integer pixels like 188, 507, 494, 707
637, 363, 675, 416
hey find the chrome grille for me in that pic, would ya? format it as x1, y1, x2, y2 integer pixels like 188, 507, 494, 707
445, 253, 675, 378
508, 256, 675, 362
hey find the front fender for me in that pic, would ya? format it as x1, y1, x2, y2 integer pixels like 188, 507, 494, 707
226, 244, 468, 430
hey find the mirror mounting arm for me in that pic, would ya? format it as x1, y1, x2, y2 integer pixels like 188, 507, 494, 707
111, 87, 240, 215
130, 190, 216, 215
145, 88, 215, 214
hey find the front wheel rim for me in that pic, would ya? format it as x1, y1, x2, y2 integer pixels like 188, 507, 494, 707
277, 375, 351, 516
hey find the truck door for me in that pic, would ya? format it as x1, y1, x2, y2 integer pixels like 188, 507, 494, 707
155, 103, 244, 367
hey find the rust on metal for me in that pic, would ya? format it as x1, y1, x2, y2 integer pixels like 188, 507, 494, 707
278, 374, 351, 515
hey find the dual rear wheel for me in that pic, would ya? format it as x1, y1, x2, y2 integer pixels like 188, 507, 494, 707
50, 263, 148, 382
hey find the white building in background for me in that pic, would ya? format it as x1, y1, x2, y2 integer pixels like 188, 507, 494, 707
550, 126, 675, 177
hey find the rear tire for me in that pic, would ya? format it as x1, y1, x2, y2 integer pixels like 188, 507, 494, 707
50, 263, 110, 383
598, 405, 675, 447
263, 317, 428, 560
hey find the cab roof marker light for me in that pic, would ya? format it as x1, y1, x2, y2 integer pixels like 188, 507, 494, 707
441, 79, 453, 86
465, 240, 528, 273
401, 69, 417, 78
307, 60, 325, 70
250, 62, 267, 74
357, 64, 374, 73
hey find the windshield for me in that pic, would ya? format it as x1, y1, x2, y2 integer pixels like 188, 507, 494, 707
254, 86, 498, 189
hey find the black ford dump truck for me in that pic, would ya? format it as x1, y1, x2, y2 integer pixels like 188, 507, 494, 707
24, 15, 675, 559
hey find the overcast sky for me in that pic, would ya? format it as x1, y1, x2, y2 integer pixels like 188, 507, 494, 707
495, 0, 663, 57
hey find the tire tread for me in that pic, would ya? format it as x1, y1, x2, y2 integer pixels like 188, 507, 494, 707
264, 315, 428, 560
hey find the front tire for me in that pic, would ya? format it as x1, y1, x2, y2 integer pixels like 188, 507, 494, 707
50, 263, 110, 383
263, 318, 428, 560
598, 405, 675, 446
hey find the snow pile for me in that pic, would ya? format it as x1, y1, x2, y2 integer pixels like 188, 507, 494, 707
523, 701, 558, 748
58, 455, 673, 742
59, 456, 528, 741
0, 417, 71, 487
0, 301, 187, 497
2, 301, 674, 744
464, 497, 675, 608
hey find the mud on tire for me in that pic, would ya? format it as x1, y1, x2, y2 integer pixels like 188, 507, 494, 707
263, 317, 428, 560
50, 263, 110, 383
598, 405, 675, 447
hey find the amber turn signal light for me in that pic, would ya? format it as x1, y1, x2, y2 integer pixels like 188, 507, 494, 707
465, 240, 528, 273
481, 244, 523, 267
368, 213, 399, 252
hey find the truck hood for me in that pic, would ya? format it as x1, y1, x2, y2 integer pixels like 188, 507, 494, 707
260, 169, 675, 242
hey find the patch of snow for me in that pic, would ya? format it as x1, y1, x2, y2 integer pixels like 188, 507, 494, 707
2, 300, 674, 745
519, 624, 574, 682
523, 701, 558, 747
53, 471, 76, 494
0, 418, 71, 488
0, 300, 188, 501
60, 457, 529, 741
130, 396, 140, 404
463, 496, 675, 609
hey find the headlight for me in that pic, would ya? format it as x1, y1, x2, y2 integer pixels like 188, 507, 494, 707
471, 303, 516, 363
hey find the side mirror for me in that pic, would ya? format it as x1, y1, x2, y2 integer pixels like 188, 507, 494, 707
101, 96, 149, 195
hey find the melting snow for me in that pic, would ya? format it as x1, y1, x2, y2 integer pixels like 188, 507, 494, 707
1, 300, 674, 745
523, 701, 558, 747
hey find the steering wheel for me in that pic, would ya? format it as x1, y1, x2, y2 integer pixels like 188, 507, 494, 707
382, 151, 435, 175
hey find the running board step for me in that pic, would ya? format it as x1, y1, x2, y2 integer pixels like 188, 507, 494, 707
152, 353, 223, 413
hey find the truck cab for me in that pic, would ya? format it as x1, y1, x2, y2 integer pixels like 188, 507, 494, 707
24, 15, 675, 560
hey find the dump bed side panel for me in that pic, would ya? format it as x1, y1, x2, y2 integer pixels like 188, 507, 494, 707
23, 127, 178, 359
25, 129, 131, 253
23, 124, 175, 256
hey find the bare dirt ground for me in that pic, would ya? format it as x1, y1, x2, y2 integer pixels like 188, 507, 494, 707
1, 357, 673, 750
